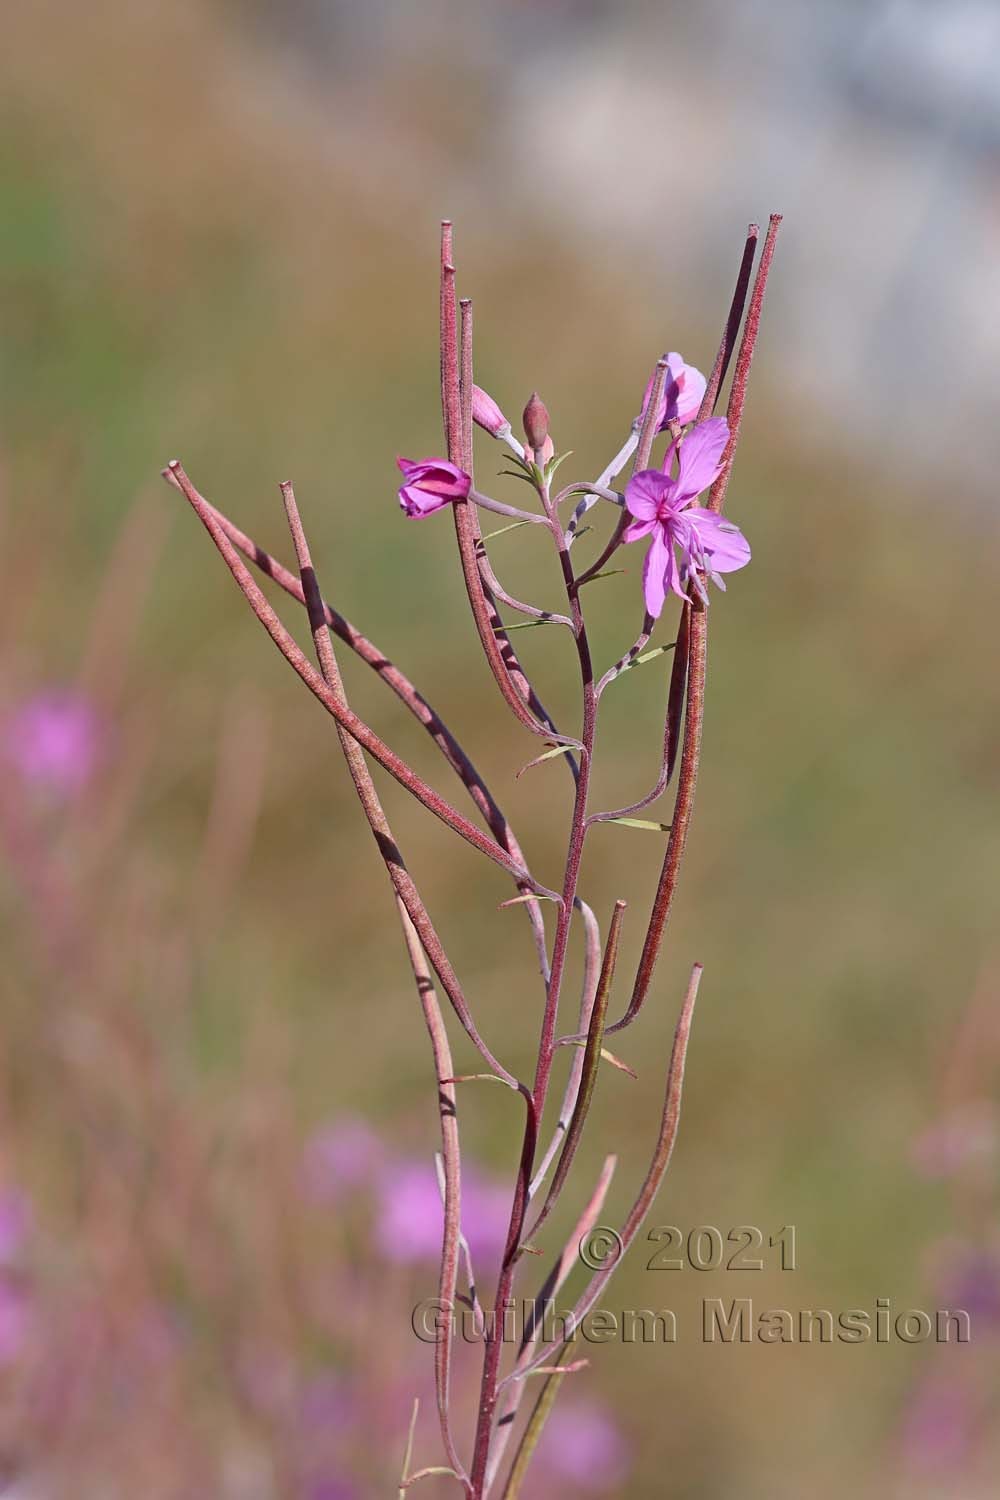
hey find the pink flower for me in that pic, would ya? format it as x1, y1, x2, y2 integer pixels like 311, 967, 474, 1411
622, 417, 750, 619
535, 1399, 630, 1491
0, 1191, 31, 1266
639, 351, 707, 432
2, 690, 102, 796
374, 1158, 509, 1267
396, 458, 471, 518
0, 1280, 30, 1365
302, 1117, 385, 1202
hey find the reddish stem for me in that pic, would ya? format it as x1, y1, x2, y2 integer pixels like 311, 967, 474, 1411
589, 605, 690, 823
441, 228, 574, 756
708, 213, 782, 514
165, 479, 553, 986
281, 479, 473, 1485
509, 964, 701, 1382
607, 604, 705, 1035
697, 223, 760, 422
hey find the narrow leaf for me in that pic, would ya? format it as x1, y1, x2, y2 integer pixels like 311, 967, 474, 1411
443, 1072, 511, 1087
599, 1046, 638, 1079
516, 744, 576, 779
499, 892, 560, 909
498, 469, 542, 489
398, 1400, 419, 1498
619, 642, 677, 674
500, 1343, 573, 1499
544, 450, 574, 482
493, 618, 558, 632
485, 519, 533, 540
527, 903, 626, 1247
579, 568, 626, 585
607, 817, 671, 832
563, 1038, 638, 1080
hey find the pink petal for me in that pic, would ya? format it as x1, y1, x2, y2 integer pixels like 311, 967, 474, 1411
396, 457, 470, 517
641, 525, 679, 620
639, 353, 707, 432
686, 509, 751, 572
471, 385, 509, 437
675, 418, 729, 500
664, 353, 707, 426
395, 457, 471, 500
398, 484, 451, 518
624, 468, 669, 522
622, 517, 656, 543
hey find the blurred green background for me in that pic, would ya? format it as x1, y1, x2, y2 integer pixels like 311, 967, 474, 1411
2, 1, 999, 1495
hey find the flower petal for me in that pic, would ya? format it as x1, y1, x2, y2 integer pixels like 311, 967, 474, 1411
686, 509, 751, 572
396, 457, 471, 500
641, 524, 681, 620
639, 353, 708, 432
622, 516, 656, 543
664, 352, 707, 427
396, 456, 471, 517
624, 468, 670, 522
675, 418, 729, 501
398, 484, 451, 519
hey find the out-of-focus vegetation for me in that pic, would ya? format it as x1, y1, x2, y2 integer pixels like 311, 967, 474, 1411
1, 1, 999, 1495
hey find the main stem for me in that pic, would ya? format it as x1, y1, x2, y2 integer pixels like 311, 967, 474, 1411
469, 476, 597, 1496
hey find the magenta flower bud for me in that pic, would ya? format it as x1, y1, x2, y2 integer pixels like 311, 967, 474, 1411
396, 457, 471, 518
472, 385, 511, 439
522, 391, 550, 452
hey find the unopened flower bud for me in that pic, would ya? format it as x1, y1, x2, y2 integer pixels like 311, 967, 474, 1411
522, 391, 550, 452
472, 385, 511, 440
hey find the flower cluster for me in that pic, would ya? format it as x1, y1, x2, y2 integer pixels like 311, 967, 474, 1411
622, 413, 751, 618
395, 353, 750, 621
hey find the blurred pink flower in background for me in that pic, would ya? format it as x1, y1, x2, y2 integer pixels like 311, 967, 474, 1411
374, 1157, 509, 1266
910, 1103, 997, 1178
0, 1189, 31, 1266
303, 1116, 386, 1202
305, 1483, 360, 1500
940, 1244, 1000, 1326
2, 690, 103, 796
535, 1397, 630, 1491
302, 1121, 510, 1270
0, 1279, 31, 1366
900, 1375, 975, 1472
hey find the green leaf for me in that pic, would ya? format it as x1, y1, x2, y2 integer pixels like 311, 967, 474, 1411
445, 1072, 512, 1086
619, 642, 677, 674
544, 449, 574, 482
579, 568, 627, 585
607, 817, 671, 832
493, 618, 558, 631
500, 452, 534, 476
498, 469, 542, 489
484, 519, 533, 540
516, 744, 576, 779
